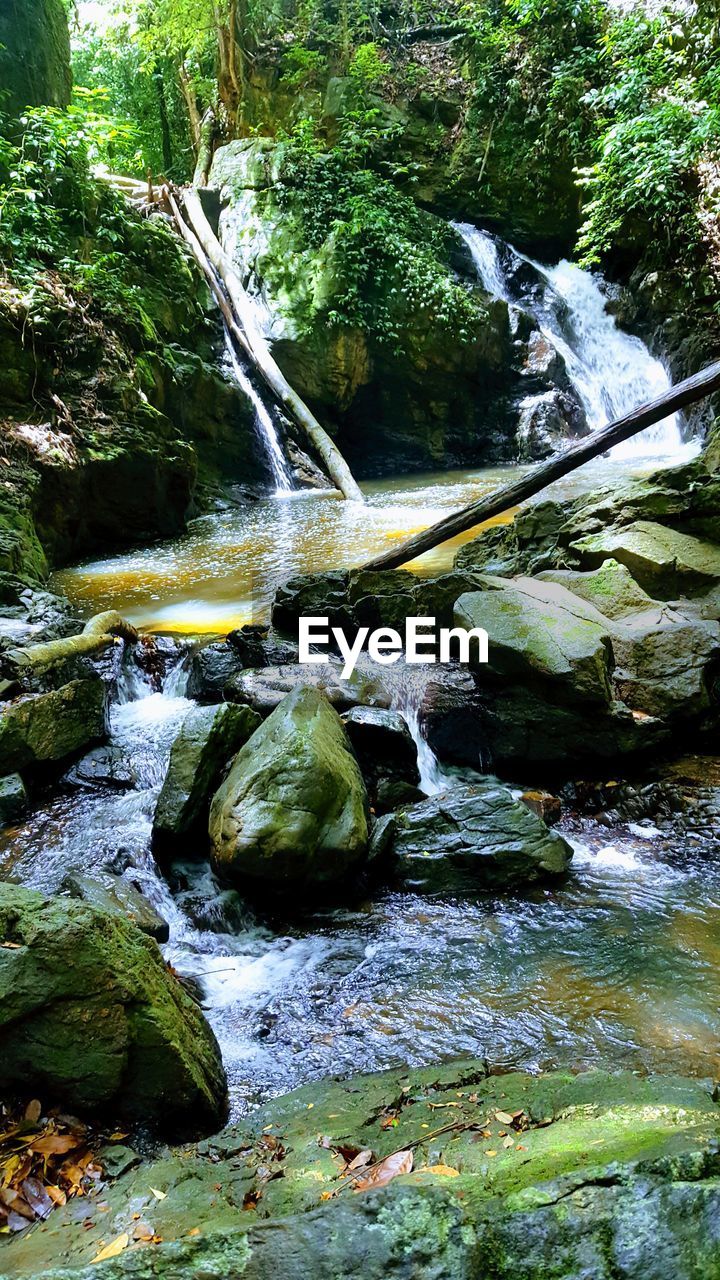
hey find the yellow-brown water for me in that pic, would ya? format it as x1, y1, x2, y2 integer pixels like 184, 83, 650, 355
53, 458, 651, 633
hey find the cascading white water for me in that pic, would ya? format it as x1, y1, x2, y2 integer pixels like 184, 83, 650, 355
454, 221, 693, 460
224, 336, 294, 495
455, 222, 511, 302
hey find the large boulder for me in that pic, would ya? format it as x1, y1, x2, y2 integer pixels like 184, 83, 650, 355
455, 576, 615, 705
0, 883, 226, 1132
570, 520, 720, 597
0, 677, 106, 773
210, 138, 518, 476
378, 782, 572, 890
153, 702, 261, 848
209, 686, 370, 889
8, 1062, 720, 1280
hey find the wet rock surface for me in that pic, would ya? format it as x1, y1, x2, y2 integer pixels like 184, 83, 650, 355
0, 678, 107, 774
153, 701, 261, 849
341, 706, 421, 814
0, 883, 227, 1131
209, 686, 370, 889
4, 1062, 719, 1280
0, 773, 28, 826
381, 781, 572, 890
62, 871, 170, 942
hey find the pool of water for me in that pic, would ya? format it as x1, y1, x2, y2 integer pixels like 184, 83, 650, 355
51, 455, 692, 633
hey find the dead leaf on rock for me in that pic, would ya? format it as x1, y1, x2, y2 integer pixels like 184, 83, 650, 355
91, 1233, 129, 1263
346, 1149, 373, 1172
422, 1164, 460, 1177
353, 1150, 413, 1192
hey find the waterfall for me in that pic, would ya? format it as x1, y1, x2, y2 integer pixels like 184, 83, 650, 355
454, 222, 690, 459
224, 335, 294, 495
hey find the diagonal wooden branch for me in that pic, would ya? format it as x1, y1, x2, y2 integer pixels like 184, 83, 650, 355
360, 359, 720, 572
168, 186, 364, 503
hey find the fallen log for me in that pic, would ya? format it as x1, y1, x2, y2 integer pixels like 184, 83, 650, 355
361, 359, 720, 571
6, 611, 139, 676
169, 187, 364, 503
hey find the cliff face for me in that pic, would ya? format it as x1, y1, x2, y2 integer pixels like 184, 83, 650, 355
0, 0, 72, 112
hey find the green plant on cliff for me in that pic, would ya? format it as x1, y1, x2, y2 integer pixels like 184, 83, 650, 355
576, 7, 720, 323
276, 107, 484, 352
0, 97, 202, 334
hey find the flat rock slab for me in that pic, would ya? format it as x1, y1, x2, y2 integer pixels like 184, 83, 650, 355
570, 520, 720, 596
5, 1062, 720, 1280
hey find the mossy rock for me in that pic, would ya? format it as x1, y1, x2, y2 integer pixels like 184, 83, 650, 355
570, 520, 720, 598
4, 1061, 720, 1279
153, 702, 262, 850
455, 576, 615, 706
0, 678, 107, 774
209, 686, 370, 889
384, 781, 573, 890
0, 882, 227, 1132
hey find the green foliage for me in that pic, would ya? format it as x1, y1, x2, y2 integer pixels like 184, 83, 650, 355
275, 112, 484, 351
576, 7, 720, 304
348, 42, 388, 91
0, 104, 202, 345
281, 45, 326, 88
461, 0, 605, 234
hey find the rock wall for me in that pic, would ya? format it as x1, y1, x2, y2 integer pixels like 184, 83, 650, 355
0, 0, 72, 112
211, 138, 525, 475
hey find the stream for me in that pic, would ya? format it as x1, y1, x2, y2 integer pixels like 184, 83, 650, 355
3, 242, 718, 1121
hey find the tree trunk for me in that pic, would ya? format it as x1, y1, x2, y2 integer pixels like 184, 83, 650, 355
178, 61, 202, 152
169, 187, 364, 503
193, 107, 217, 188
360, 360, 720, 571
154, 69, 173, 173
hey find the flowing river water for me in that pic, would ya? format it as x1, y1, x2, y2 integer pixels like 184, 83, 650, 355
3, 244, 719, 1118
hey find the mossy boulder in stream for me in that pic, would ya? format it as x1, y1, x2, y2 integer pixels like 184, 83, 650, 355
209, 686, 370, 889
153, 702, 262, 850
0, 883, 227, 1133
378, 782, 572, 890
0, 678, 107, 774
6, 1060, 720, 1280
